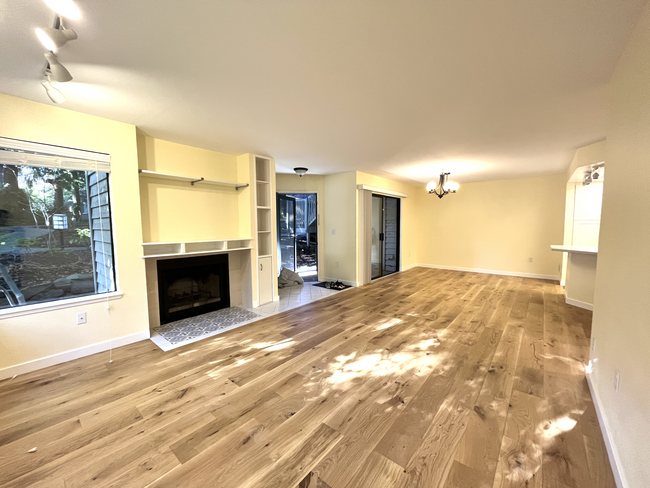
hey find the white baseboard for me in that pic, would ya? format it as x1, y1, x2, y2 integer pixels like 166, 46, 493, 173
409, 263, 559, 281
0, 330, 150, 381
322, 277, 359, 287
586, 372, 627, 488
565, 297, 594, 311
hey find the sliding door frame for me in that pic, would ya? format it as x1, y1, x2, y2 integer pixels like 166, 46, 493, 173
371, 195, 401, 280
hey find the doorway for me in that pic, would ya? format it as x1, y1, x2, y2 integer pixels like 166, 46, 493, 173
371, 195, 400, 279
277, 193, 318, 281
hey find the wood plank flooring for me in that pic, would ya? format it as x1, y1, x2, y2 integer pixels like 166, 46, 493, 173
0, 268, 615, 487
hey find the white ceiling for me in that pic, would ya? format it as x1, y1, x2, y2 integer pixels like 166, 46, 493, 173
0, 0, 646, 183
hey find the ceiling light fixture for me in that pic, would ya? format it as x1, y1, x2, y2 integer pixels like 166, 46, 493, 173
44, 0, 81, 19
583, 170, 592, 186
44, 52, 72, 82
294, 167, 308, 177
41, 78, 66, 104
36, 25, 77, 51
427, 172, 459, 199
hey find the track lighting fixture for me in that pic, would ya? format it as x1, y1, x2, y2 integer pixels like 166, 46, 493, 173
36, 25, 77, 51
41, 78, 66, 104
294, 167, 308, 177
44, 52, 72, 82
583, 170, 593, 186
44, 0, 81, 20
34, 1, 81, 103
427, 172, 459, 199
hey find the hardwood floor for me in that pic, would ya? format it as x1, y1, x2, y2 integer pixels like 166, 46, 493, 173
0, 268, 615, 487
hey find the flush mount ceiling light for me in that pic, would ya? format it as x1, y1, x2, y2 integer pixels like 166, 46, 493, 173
44, 52, 72, 82
294, 167, 308, 177
41, 78, 66, 104
427, 172, 459, 199
36, 25, 78, 51
44, 0, 81, 19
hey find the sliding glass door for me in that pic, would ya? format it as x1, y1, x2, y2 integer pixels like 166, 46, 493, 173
371, 195, 400, 279
277, 194, 296, 271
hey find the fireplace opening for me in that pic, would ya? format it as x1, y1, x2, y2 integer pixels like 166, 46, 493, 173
157, 254, 230, 324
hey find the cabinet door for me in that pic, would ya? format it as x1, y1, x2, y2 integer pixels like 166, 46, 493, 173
258, 256, 273, 305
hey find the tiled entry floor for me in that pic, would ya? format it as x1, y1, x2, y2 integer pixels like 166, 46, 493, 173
151, 282, 344, 351
244, 281, 340, 317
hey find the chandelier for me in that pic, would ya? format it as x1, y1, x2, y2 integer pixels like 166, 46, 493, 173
427, 172, 459, 199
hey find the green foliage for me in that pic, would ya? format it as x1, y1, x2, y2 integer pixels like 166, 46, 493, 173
15, 237, 39, 249
0, 164, 88, 228
69, 228, 91, 246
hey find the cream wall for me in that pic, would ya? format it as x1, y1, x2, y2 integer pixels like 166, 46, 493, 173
589, 3, 650, 487
0, 93, 148, 374
277, 172, 420, 285
323, 172, 358, 283
137, 134, 246, 243
416, 173, 565, 278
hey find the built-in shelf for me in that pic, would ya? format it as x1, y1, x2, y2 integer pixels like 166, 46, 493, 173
138, 169, 249, 189
142, 239, 253, 258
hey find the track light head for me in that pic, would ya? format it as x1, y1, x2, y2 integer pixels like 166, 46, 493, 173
583, 170, 592, 186
44, 52, 72, 82
36, 26, 77, 51
41, 79, 66, 104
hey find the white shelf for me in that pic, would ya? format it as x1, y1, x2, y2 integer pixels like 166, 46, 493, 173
142, 239, 253, 258
550, 245, 598, 255
257, 206, 271, 210
139, 169, 249, 189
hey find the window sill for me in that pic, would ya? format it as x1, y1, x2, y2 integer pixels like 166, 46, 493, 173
0, 291, 123, 320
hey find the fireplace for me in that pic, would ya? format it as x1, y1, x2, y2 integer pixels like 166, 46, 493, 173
157, 254, 230, 325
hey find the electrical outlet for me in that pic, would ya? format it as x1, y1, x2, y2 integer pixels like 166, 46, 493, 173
76, 312, 87, 325
331, 229, 336, 235
591, 337, 596, 352
528, 257, 533, 263
558, 264, 561, 272
336, 261, 340, 268
614, 369, 621, 392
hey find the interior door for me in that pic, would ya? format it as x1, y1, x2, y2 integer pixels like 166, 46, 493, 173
277, 194, 296, 271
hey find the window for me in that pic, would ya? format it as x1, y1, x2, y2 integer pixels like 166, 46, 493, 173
0, 138, 115, 310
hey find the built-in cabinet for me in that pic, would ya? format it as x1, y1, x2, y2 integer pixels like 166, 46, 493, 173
258, 256, 273, 304
254, 157, 276, 305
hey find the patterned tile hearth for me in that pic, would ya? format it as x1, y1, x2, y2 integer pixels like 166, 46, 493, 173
151, 307, 261, 351
150, 283, 352, 351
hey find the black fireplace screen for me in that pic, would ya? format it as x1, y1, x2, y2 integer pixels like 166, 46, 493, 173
157, 254, 230, 324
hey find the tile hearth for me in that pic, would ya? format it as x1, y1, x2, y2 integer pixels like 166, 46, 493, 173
150, 282, 345, 351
